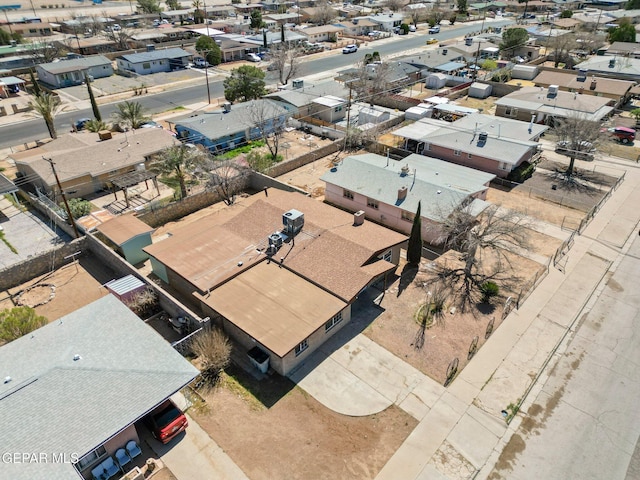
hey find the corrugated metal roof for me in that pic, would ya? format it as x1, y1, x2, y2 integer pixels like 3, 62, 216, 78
104, 275, 146, 297
119, 47, 191, 64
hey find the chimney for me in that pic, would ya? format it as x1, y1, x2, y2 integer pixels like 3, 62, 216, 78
397, 186, 407, 202
353, 210, 365, 226
590, 78, 597, 90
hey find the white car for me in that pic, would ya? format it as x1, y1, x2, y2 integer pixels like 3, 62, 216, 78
342, 44, 358, 54
193, 57, 209, 68
409, 25, 416, 32
246, 53, 261, 62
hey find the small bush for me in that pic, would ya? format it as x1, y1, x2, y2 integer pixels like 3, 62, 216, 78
124, 288, 159, 318
480, 281, 499, 303
0, 306, 48, 342
190, 327, 231, 390
61, 198, 92, 219
85, 119, 108, 132
507, 161, 535, 183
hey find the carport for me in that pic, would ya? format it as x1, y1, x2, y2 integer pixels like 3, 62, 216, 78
0, 173, 19, 204
0, 76, 26, 97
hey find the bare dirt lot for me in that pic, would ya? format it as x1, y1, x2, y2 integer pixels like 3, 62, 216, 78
193, 367, 417, 480
0, 255, 117, 322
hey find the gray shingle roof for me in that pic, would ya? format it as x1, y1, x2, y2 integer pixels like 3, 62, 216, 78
38, 55, 111, 75
174, 99, 289, 139
265, 80, 349, 108
0, 295, 199, 480
321, 153, 495, 221
119, 47, 191, 64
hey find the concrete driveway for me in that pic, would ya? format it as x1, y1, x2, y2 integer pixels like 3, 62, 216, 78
289, 290, 446, 419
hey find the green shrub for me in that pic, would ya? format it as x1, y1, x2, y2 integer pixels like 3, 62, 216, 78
61, 198, 92, 219
480, 281, 499, 303
0, 306, 48, 342
507, 161, 535, 183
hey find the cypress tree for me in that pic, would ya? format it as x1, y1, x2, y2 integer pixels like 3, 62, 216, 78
84, 72, 101, 122
29, 69, 41, 98
407, 201, 422, 264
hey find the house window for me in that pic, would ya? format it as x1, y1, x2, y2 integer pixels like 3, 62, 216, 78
423, 143, 431, 151
379, 249, 392, 262
367, 198, 379, 209
142, 62, 151, 69
468, 153, 473, 159
401, 211, 414, 222
504, 107, 518, 117
343, 189, 354, 200
334, 105, 342, 112
454, 150, 461, 156
499, 162, 510, 171
325, 311, 343, 332
295, 339, 309, 356
76, 446, 107, 471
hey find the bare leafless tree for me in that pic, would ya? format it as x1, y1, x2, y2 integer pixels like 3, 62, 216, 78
351, 59, 394, 101
104, 28, 133, 51
310, 1, 337, 25
386, 0, 404, 12
205, 159, 250, 205
190, 327, 231, 389
410, 7, 427, 26
549, 32, 579, 68
28, 40, 68, 64
245, 100, 288, 160
554, 113, 605, 177
429, 203, 531, 311
270, 44, 301, 86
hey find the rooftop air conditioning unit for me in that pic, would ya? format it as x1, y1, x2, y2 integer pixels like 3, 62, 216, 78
548, 85, 559, 96
442, 49, 448, 55
282, 209, 304, 236
146, 44, 155, 52
292, 79, 304, 89
478, 131, 488, 143
608, 58, 615, 68
354, 210, 365, 225
268, 232, 283, 248
223, 102, 231, 112
465, 37, 473, 46
577, 69, 587, 82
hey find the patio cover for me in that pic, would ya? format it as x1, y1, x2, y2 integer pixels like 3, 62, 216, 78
0, 76, 25, 86
435, 61, 466, 73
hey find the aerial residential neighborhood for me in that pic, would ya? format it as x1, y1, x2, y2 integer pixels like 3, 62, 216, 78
1, 0, 640, 479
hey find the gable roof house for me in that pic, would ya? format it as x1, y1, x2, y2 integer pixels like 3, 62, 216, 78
392, 113, 548, 177
0, 295, 199, 480
143, 189, 407, 376
171, 99, 290, 153
35, 55, 113, 88
299, 24, 343, 43
321, 153, 495, 243
334, 18, 379, 36
367, 12, 405, 31
532, 70, 635, 107
11, 128, 176, 199
571, 55, 640, 81
494, 86, 615, 124
265, 79, 350, 117
117, 47, 191, 75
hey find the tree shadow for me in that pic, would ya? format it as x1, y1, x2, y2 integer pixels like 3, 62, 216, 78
397, 263, 418, 297
411, 318, 427, 351
223, 362, 295, 409
475, 302, 496, 315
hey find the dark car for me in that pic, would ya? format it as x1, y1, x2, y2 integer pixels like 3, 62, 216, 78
146, 400, 188, 444
73, 118, 91, 132
602, 126, 635, 144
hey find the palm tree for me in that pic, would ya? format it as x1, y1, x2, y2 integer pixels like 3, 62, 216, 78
150, 145, 206, 199
30, 93, 61, 139
112, 100, 149, 130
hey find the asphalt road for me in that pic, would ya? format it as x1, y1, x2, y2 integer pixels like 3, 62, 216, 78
0, 19, 513, 149
490, 234, 640, 479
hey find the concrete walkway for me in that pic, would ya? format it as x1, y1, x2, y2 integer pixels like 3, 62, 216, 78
290, 157, 640, 480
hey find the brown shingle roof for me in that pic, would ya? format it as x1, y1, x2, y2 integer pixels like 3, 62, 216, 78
13, 129, 177, 186
533, 70, 635, 96
144, 189, 407, 301
96, 214, 154, 245
197, 261, 347, 357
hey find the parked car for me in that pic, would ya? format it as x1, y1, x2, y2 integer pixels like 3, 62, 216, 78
426, 37, 438, 44
342, 44, 358, 54
246, 53, 261, 62
555, 140, 595, 161
140, 120, 162, 129
409, 25, 416, 32
146, 400, 189, 444
602, 126, 635, 144
193, 57, 209, 68
109, 24, 121, 32
428, 25, 440, 34
73, 118, 91, 132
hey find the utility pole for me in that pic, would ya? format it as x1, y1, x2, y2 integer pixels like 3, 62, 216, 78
343, 80, 354, 151
472, 0, 489, 82
43, 157, 80, 239
205, 59, 211, 104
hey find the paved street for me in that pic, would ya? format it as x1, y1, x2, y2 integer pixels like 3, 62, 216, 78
489, 226, 640, 480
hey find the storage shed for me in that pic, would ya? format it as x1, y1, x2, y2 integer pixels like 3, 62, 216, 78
96, 214, 155, 265
358, 105, 390, 124
511, 65, 539, 80
104, 275, 147, 303
425, 73, 448, 89
469, 82, 492, 99
405, 105, 433, 120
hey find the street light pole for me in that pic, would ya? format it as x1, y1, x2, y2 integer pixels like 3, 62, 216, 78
472, 0, 489, 82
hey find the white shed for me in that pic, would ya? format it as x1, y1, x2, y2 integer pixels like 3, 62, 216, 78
405, 106, 433, 120
358, 105, 390, 124
511, 65, 539, 80
425, 73, 448, 89
469, 82, 492, 99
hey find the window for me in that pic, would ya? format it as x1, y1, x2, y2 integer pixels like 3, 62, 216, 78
423, 143, 431, 151
367, 198, 379, 209
325, 311, 343, 332
499, 162, 510, 171
142, 62, 151, 69
454, 150, 461, 156
343, 189, 354, 200
379, 249, 392, 262
504, 107, 518, 117
468, 153, 473, 159
76, 446, 107, 471
401, 211, 414, 222
295, 339, 309, 356
334, 105, 343, 112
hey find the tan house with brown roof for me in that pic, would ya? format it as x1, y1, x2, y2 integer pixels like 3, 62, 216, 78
12, 129, 176, 199
533, 69, 635, 107
300, 25, 342, 43
144, 188, 407, 375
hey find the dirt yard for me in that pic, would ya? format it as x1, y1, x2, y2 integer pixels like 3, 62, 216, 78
193, 366, 417, 480
0, 255, 117, 322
